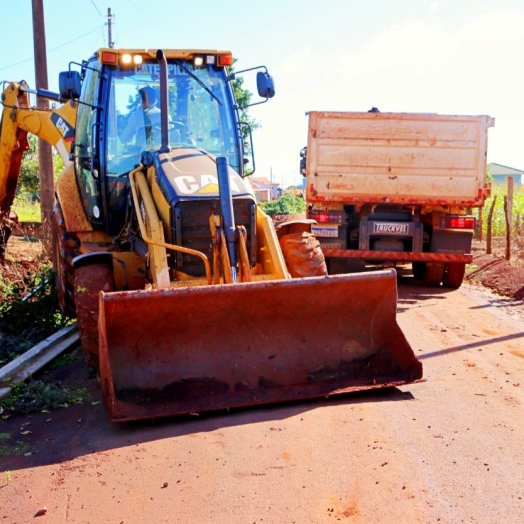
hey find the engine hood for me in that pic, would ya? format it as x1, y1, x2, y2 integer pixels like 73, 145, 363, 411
153, 148, 254, 205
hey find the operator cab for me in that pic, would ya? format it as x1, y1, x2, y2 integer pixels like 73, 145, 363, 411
60, 49, 274, 235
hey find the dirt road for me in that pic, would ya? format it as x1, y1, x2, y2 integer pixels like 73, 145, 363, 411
1, 277, 524, 523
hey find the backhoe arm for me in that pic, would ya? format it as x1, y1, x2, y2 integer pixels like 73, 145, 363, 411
0, 81, 77, 217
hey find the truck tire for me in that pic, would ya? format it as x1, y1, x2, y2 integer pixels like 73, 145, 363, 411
443, 263, 466, 289
422, 262, 445, 287
412, 262, 426, 280
52, 203, 80, 317
280, 232, 328, 278
74, 262, 115, 369
328, 258, 366, 275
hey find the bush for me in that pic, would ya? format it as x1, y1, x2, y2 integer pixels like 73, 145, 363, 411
259, 193, 306, 216
0, 262, 70, 364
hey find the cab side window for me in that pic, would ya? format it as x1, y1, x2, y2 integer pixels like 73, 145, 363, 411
74, 63, 102, 225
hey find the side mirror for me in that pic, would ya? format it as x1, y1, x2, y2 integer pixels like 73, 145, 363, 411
300, 147, 307, 176
256, 71, 275, 99
59, 71, 82, 100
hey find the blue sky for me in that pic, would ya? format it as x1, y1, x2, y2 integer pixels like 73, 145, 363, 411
1, 0, 523, 187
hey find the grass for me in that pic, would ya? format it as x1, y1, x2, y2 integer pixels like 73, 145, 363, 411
0, 433, 33, 458
0, 380, 90, 416
12, 197, 41, 222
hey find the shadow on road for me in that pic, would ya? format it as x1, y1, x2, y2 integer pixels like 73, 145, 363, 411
417, 331, 524, 360
0, 385, 417, 472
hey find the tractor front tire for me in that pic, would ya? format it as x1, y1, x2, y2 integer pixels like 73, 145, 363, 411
52, 203, 80, 317
74, 262, 115, 369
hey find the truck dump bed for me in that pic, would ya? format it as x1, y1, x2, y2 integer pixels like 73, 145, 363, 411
306, 111, 494, 207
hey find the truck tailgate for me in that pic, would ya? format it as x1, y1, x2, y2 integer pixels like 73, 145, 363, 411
306, 111, 493, 207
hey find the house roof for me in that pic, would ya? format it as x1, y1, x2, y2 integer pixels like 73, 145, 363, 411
249, 177, 280, 189
488, 163, 524, 176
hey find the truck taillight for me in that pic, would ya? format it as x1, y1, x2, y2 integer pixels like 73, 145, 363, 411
441, 216, 476, 229
309, 209, 343, 224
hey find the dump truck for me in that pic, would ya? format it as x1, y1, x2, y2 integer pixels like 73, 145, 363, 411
0, 49, 422, 422
300, 110, 494, 288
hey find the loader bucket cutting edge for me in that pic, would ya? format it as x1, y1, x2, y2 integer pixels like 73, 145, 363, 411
98, 269, 422, 422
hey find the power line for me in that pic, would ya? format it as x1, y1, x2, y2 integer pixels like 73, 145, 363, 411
48, 25, 103, 51
0, 25, 103, 73
89, 0, 104, 17
127, 0, 171, 34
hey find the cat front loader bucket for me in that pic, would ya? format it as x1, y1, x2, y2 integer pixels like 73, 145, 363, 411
98, 268, 422, 422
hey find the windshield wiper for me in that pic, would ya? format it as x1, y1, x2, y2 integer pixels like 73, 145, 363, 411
174, 60, 222, 106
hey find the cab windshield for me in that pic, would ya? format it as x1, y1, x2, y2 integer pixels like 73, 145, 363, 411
106, 60, 240, 175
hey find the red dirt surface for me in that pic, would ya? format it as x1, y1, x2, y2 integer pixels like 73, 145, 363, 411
1, 236, 45, 289
466, 239, 524, 299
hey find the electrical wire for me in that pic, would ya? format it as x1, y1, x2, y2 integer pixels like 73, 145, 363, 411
127, 0, 171, 34
0, 26, 103, 73
89, 0, 104, 18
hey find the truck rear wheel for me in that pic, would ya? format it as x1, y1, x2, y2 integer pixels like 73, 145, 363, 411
443, 263, 466, 289
280, 232, 328, 278
74, 261, 115, 368
412, 262, 426, 280
52, 203, 80, 317
422, 262, 445, 286
328, 258, 366, 275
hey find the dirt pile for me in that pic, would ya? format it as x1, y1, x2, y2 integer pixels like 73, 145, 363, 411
466, 255, 524, 299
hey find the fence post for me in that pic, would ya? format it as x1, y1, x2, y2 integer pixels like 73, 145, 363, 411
504, 195, 511, 260
507, 177, 514, 228
505, 177, 514, 261
478, 206, 483, 241
487, 196, 497, 255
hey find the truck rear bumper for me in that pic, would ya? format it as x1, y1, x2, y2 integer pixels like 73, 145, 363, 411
322, 249, 472, 264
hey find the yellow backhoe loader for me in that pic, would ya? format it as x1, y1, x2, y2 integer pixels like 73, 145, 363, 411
0, 48, 422, 422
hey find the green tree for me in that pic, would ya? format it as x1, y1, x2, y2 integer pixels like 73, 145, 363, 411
259, 193, 306, 216
18, 134, 65, 199
230, 71, 260, 134
229, 62, 261, 176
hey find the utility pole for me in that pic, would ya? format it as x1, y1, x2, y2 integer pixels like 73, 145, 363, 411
32, 0, 54, 253
108, 8, 114, 48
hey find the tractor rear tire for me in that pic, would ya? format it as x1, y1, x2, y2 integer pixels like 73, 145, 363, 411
52, 202, 80, 317
443, 263, 466, 289
280, 232, 328, 278
74, 262, 115, 368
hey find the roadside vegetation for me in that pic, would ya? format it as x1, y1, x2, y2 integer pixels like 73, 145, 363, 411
0, 261, 70, 364
0, 379, 89, 417
478, 183, 524, 237
0, 135, 77, 417
259, 192, 306, 216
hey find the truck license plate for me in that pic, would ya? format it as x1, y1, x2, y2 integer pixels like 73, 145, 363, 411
312, 224, 339, 238
373, 222, 409, 235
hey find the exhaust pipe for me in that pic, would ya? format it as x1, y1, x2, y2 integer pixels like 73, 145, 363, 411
156, 49, 171, 153
216, 157, 238, 281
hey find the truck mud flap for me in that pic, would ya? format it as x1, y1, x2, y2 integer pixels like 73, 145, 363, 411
98, 269, 422, 422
